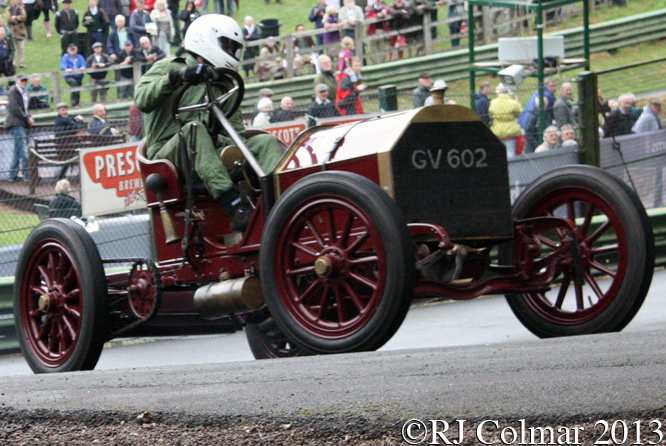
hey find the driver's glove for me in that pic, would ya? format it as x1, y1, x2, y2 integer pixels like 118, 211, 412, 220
168, 64, 218, 86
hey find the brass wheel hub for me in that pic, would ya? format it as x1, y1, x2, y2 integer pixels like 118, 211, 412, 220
38, 293, 51, 312
314, 256, 333, 278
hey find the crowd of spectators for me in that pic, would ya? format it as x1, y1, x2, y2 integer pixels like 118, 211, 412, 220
241, 0, 471, 81
467, 75, 662, 159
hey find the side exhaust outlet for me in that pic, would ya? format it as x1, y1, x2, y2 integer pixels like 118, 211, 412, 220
194, 275, 264, 320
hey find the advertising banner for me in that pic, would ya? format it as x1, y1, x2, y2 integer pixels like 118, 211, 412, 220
251, 118, 307, 146
79, 142, 147, 216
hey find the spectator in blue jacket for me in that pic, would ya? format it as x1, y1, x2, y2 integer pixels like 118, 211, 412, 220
309, 0, 327, 45
60, 43, 87, 107
632, 100, 662, 134
88, 103, 117, 135
474, 81, 491, 127
518, 77, 558, 132
107, 15, 136, 62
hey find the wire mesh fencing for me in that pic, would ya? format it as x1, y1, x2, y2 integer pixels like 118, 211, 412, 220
597, 58, 666, 210
0, 116, 151, 276
1, 58, 665, 277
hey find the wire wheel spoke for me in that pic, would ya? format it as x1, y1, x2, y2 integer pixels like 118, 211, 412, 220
338, 213, 355, 248
585, 220, 611, 246
334, 286, 347, 323
37, 265, 52, 288
590, 244, 619, 257
579, 203, 596, 239
293, 242, 320, 257
553, 274, 571, 309
583, 269, 604, 302
342, 281, 367, 313
294, 277, 325, 304
287, 265, 316, 276
345, 231, 370, 256
326, 208, 337, 246
315, 284, 331, 321
349, 271, 378, 291
573, 276, 585, 311
305, 218, 327, 249
589, 260, 617, 278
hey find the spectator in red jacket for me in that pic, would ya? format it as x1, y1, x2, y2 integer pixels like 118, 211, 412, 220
366, 0, 390, 65
336, 56, 366, 116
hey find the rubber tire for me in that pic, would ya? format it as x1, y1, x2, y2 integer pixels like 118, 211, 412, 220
245, 317, 313, 360
260, 171, 415, 354
14, 219, 108, 373
506, 165, 653, 338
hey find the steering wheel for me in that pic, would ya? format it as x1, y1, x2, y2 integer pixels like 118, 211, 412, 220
171, 67, 245, 131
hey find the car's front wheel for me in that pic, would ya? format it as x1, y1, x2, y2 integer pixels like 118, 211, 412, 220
260, 172, 415, 354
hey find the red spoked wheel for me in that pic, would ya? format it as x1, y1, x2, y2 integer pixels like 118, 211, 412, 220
245, 317, 312, 359
14, 219, 107, 373
128, 260, 160, 319
506, 166, 653, 338
261, 172, 415, 354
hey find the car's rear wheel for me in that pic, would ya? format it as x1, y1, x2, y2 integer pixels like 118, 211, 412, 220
14, 219, 108, 373
506, 166, 653, 338
245, 317, 312, 359
260, 172, 415, 354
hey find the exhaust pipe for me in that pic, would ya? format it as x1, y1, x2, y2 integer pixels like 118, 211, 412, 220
194, 275, 264, 320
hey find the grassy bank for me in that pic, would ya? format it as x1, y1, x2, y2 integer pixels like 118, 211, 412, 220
22, 0, 666, 76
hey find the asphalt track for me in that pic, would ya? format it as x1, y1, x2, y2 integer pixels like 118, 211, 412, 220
1, 328, 666, 420
1, 271, 665, 426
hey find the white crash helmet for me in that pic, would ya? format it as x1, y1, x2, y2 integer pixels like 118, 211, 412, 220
184, 14, 244, 71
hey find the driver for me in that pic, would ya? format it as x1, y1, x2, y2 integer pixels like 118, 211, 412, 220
135, 14, 282, 232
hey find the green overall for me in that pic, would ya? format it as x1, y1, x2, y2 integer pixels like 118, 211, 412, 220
135, 54, 282, 200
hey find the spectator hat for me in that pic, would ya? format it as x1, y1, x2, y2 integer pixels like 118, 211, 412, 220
430, 79, 448, 91
649, 99, 662, 106
259, 88, 274, 97
67, 43, 77, 49
16, 73, 28, 81
495, 83, 509, 94
419, 72, 431, 79
61, 0, 73, 3
56, 102, 69, 110
315, 84, 329, 93
92, 42, 103, 49
124, 40, 133, 46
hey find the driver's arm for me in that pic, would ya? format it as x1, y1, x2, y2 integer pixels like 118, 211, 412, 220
135, 60, 177, 113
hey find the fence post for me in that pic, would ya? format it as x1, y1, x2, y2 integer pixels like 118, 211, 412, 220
133, 62, 142, 90
481, 6, 493, 45
576, 71, 600, 167
284, 36, 295, 79
355, 22, 364, 61
51, 71, 60, 106
423, 10, 433, 55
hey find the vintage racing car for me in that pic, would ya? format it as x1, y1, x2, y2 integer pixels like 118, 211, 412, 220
13, 69, 654, 372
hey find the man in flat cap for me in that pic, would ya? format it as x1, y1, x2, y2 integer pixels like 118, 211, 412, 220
306, 83, 340, 127
55, 102, 85, 137
54, 102, 85, 178
86, 41, 112, 102
55, 0, 79, 56
5, 73, 32, 182
632, 99, 662, 134
60, 42, 87, 106
313, 54, 337, 100
117, 40, 145, 98
412, 71, 431, 108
